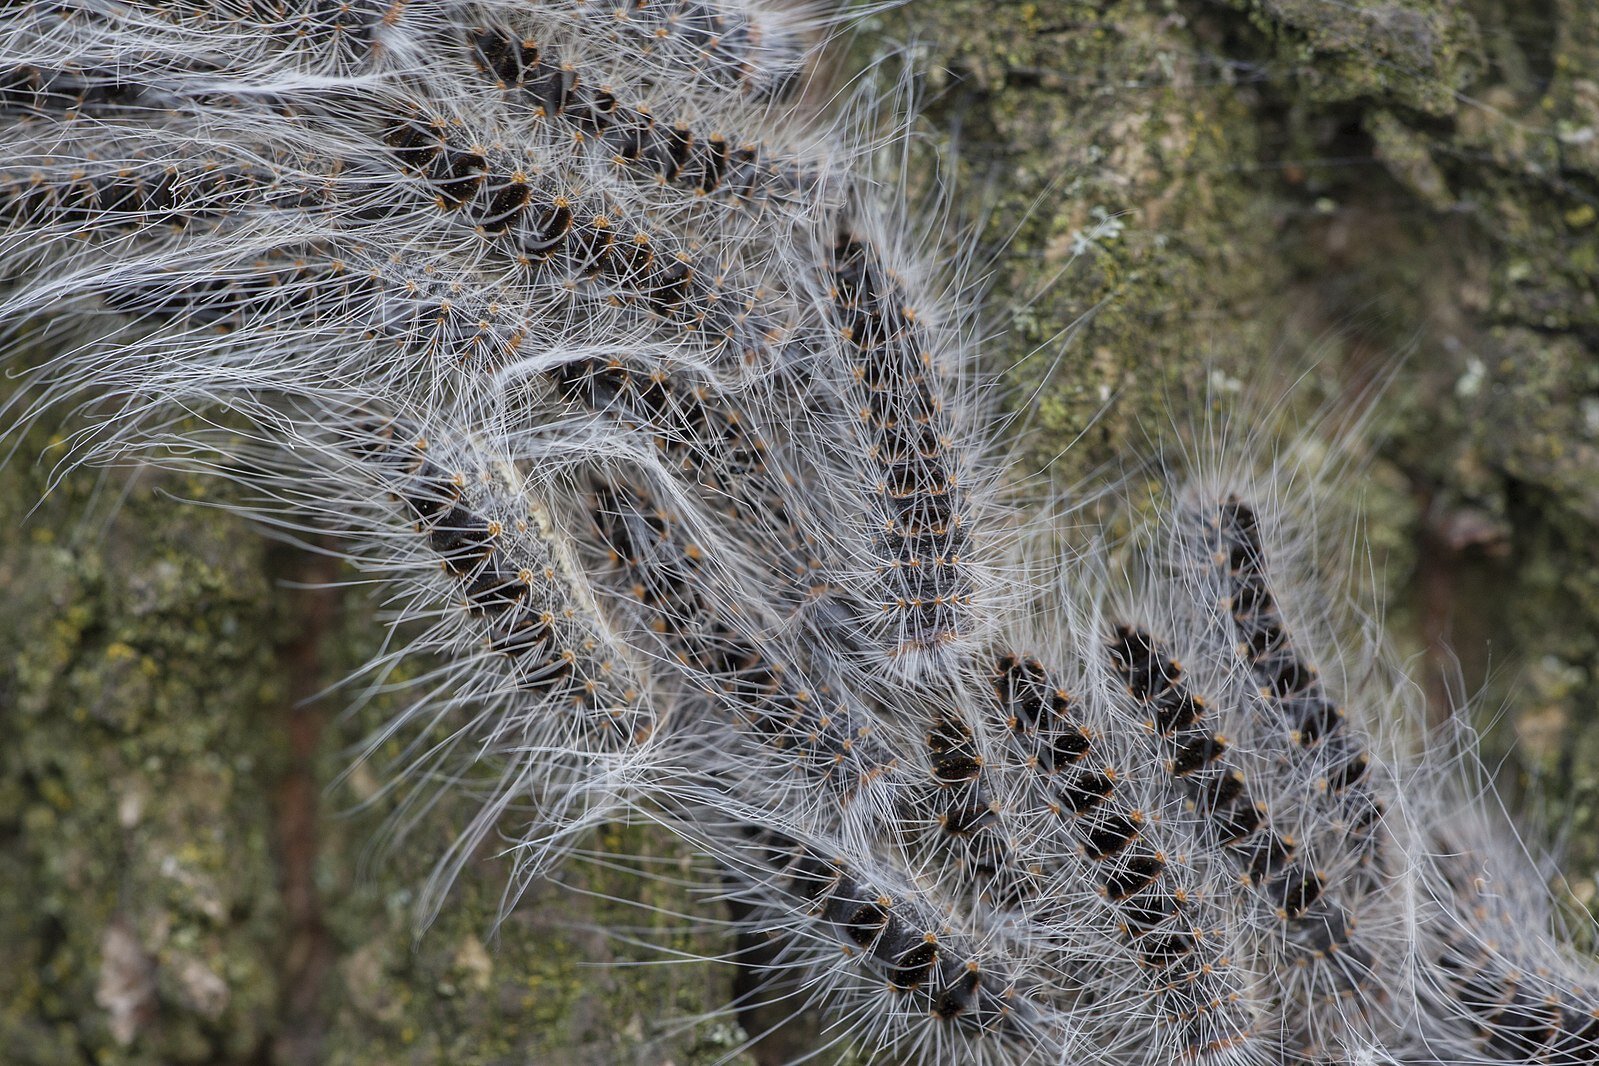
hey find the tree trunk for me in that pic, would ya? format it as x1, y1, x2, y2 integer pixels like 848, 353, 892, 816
4, 1, 1597, 1061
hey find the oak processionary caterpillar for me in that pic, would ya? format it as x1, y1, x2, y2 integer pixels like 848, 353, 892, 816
3, 2, 1597, 1064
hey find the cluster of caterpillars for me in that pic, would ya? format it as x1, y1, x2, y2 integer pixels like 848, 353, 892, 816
5, 3, 1599, 1065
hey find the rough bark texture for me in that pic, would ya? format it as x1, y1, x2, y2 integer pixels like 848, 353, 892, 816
4, 0, 1598, 1061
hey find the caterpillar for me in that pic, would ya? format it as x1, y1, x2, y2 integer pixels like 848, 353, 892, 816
1105, 624, 1391, 1059
986, 648, 1266, 1062
463, 23, 821, 210
3, 3, 1597, 1065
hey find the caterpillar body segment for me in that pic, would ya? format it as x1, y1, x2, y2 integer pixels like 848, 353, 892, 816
572, 455, 1048, 923
355, 420, 652, 742
1106, 627, 1320, 921
380, 105, 796, 368
780, 844, 1031, 1027
0, 111, 461, 359
572, 468, 904, 827
912, 701, 1032, 906
654, 802, 1095, 1065
341, 420, 665, 913
84, 408, 664, 928
344, 424, 665, 914
0, 27, 810, 373
1429, 927, 1599, 1065
5, 0, 416, 80
0, 110, 691, 405
1432, 920, 1599, 1066
0, 59, 179, 118
1406, 808, 1599, 1065
0, 118, 323, 248
549, 355, 843, 615
0, 234, 564, 426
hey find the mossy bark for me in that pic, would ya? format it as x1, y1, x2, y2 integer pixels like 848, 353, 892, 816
3, 1, 1598, 1061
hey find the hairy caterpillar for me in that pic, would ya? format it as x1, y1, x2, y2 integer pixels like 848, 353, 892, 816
3, 2, 1598, 1065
